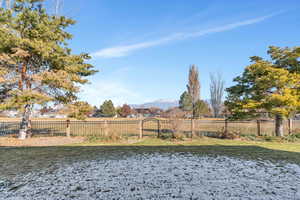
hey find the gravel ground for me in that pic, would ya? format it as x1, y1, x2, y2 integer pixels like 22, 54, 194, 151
1, 153, 300, 200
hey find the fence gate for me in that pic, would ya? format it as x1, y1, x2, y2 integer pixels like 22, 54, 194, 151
142, 118, 161, 138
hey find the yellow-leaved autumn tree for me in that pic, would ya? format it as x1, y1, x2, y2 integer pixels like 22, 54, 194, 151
226, 53, 300, 136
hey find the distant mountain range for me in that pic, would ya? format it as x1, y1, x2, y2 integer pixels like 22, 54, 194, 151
130, 99, 179, 110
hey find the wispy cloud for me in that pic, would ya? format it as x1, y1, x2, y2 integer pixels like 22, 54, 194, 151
91, 13, 277, 58
79, 79, 142, 106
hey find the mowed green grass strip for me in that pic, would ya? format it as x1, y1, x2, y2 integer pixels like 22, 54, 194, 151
75, 137, 300, 153
0, 137, 300, 179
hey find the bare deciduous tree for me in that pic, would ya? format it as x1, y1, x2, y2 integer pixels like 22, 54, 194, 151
210, 72, 225, 117
187, 64, 200, 118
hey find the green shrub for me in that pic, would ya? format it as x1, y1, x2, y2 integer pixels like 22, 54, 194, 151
173, 132, 185, 140
86, 133, 122, 143
86, 136, 101, 143
293, 132, 300, 139
262, 136, 278, 142
217, 129, 240, 140
242, 134, 257, 141
284, 135, 297, 142
283, 133, 300, 142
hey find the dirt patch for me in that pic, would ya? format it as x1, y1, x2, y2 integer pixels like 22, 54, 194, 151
0, 136, 85, 147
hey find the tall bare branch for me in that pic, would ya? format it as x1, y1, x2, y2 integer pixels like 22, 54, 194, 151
210, 72, 225, 117
187, 64, 200, 117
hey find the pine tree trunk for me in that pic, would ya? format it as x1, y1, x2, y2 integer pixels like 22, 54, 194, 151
256, 119, 261, 136
288, 118, 293, 135
275, 114, 284, 137
18, 104, 31, 140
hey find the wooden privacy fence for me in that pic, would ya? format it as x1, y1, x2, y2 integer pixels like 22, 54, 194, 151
0, 119, 299, 138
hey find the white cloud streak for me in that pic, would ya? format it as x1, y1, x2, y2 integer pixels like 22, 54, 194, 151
79, 79, 141, 106
92, 14, 277, 58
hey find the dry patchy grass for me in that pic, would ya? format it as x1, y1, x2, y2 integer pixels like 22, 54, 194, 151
0, 136, 84, 147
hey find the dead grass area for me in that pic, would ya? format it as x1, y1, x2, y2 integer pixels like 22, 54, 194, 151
0, 136, 85, 147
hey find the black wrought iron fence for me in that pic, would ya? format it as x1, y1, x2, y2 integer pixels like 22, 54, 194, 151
31, 121, 67, 136
0, 119, 299, 138
0, 122, 20, 136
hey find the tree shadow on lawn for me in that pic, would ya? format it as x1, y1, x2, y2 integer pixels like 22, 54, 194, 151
0, 145, 300, 179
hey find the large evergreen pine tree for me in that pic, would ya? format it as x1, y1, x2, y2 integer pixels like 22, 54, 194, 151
100, 100, 116, 117
179, 91, 192, 112
194, 100, 210, 118
225, 53, 300, 136
0, 0, 97, 139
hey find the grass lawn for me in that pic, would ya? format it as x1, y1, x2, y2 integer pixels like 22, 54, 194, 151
0, 137, 300, 179
76, 137, 300, 152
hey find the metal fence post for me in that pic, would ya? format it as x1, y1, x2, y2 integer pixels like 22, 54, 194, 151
27, 120, 32, 138
257, 119, 261, 136
139, 120, 143, 139
191, 119, 195, 138
66, 119, 71, 137
104, 120, 108, 136
157, 120, 161, 138
224, 118, 228, 137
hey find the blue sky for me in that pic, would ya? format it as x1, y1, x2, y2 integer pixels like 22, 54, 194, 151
60, 0, 300, 106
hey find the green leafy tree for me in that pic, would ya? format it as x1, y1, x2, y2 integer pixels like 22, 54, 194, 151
268, 46, 300, 124
179, 91, 192, 112
90, 105, 98, 117
0, 0, 97, 139
194, 100, 210, 118
268, 46, 300, 73
116, 106, 122, 117
100, 100, 116, 117
65, 101, 93, 120
225, 58, 300, 136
